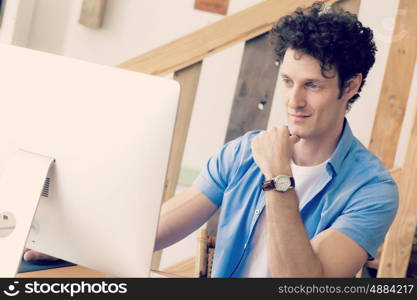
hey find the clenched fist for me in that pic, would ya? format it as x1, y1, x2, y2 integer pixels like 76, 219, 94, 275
251, 126, 300, 179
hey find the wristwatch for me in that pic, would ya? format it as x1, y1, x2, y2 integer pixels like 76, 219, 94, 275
262, 175, 295, 192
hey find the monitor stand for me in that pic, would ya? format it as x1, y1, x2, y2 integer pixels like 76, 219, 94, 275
0, 149, 55, 277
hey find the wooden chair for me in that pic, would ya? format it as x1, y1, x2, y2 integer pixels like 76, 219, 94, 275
195, 229, 216, 278
117, 0, 417, 278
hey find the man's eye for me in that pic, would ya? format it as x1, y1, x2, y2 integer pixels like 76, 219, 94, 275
282, 78, 292, 84
306, 82, 319, 89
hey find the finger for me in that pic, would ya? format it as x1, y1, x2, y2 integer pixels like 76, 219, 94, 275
275, 125, 293, 134
23, 250, 39, 261
24, 250, 57, 261
23, 250, 58, 261
289, 134, 300, 144
285, 125, 300, 143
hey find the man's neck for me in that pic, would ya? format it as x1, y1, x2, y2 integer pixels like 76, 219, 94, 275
292, 119, 345, 166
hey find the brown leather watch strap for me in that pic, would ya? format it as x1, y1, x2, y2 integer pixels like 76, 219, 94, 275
261, 176, 295, 191
261, 179, 275, 191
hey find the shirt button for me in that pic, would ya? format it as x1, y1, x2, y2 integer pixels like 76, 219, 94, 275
255, 209, 260, 215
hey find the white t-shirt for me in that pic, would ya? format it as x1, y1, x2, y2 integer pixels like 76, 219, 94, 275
236, 159, 329, 277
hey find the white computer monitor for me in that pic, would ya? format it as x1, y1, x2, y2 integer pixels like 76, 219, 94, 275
0, 44, 180, 277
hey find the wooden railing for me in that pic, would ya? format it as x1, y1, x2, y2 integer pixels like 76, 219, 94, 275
117, 0, 417, 278
118, 0, 336, 76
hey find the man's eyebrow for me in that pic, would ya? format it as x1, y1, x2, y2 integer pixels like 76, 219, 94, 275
279, 73, 324, 82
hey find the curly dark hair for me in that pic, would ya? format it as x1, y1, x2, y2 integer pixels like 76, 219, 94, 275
270, 1, 377, 111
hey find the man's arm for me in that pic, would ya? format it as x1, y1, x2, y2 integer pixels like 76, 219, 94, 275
310, 228, 368, 277
252, 126, 367, 277
154, 186, 218, 251
265, 189, 367, 277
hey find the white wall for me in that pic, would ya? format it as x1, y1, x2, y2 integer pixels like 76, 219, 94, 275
28, 0, 260, 64
5, 0, 415, 270
0, 0, 36, 46
26, 0, 73, 54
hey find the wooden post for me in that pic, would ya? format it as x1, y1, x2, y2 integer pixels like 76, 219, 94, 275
378, 104, 417, 277
368, 0, 417, 169
224, 33, 278, 142
363, 0, 417, 277
151, 61, 203, 270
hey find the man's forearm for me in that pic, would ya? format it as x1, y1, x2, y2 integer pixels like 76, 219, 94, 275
265, 189, 324, 277
153, 187, 218, 251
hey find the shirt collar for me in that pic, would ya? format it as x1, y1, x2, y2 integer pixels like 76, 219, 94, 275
328, 118, 355, 175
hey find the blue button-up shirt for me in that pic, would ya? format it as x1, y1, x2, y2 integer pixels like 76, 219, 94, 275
193, 120, 398, 277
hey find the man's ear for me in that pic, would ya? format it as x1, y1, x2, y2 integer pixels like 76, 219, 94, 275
343, 73, 363, 100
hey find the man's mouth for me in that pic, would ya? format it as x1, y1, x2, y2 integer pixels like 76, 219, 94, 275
289, 113, 311, 120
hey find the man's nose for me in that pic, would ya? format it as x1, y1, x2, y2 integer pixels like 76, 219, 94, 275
287, 86, 306, 108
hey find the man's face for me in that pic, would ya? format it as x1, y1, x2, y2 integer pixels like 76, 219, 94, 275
278, 48, 348, 141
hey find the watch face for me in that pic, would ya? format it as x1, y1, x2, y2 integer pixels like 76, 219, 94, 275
274, 175, 291, 192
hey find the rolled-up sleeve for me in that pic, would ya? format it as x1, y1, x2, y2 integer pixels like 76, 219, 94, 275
330, 180, 399, 260
192, 135, 246, 207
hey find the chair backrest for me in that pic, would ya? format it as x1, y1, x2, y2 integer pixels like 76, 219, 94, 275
195, 229, 216, 278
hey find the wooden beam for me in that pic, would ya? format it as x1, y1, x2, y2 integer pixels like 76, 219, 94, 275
151, 61, 203, 270
378, 98, 417, 277
389, 167, 402, 185
118, 0, 336, 76
368, 0, 417, 168
224, 33, 279, 142
162, 62, 203, 203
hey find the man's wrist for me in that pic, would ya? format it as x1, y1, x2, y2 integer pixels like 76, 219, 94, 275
264, 166, 292, 179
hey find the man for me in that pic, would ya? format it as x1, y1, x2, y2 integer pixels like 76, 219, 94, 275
26, 2, 398, 278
